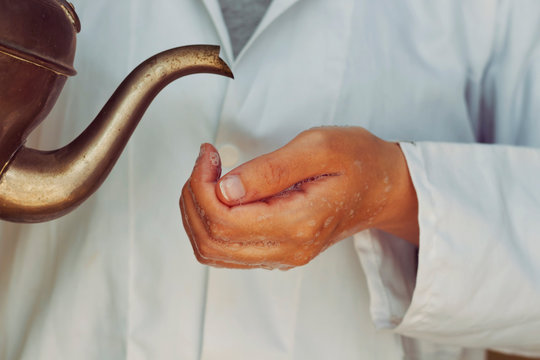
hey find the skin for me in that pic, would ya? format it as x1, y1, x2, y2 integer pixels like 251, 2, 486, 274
180, 126, 419, 270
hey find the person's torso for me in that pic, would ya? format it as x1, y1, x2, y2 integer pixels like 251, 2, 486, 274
0, 0, 494, 358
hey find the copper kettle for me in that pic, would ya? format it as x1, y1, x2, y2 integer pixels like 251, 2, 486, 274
0, 0, 233, 222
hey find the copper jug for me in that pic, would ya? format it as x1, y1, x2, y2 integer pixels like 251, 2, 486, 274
0, 0, 233, 222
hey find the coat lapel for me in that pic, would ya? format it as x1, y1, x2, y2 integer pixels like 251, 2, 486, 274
200, 0, 234, 62
235, 0, 301, 63
201, 0, 301, 64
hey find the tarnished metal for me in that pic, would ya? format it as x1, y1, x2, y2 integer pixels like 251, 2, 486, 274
0, 0, 79, 76
0, 0, 233, 222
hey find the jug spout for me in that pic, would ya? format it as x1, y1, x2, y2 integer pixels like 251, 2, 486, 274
0, 45, 233, 222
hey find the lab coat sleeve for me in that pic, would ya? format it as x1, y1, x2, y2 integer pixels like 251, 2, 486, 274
398, 142, 540, 355
355, 1, 540, 356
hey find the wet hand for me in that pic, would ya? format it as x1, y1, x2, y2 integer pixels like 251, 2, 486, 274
180, 127, 418, 270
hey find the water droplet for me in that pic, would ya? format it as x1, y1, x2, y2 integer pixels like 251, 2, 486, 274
257, 213, 272, 221
324, 216, 334, 228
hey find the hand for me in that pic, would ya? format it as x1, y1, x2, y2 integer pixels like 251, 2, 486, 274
180, 126, 418, 270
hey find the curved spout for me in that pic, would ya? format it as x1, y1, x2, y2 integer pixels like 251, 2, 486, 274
0, 45, 233, 222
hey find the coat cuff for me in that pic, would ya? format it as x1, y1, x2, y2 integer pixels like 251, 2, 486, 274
355, 141, 540, 356
353, 141, 426, 332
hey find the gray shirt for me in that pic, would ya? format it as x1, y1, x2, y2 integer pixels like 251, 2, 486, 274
219, 0, 272, 57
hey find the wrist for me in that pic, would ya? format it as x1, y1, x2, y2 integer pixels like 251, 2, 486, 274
375, 142, 419, 246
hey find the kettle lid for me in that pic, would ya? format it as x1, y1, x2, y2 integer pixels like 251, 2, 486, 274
0, 0, 80, 76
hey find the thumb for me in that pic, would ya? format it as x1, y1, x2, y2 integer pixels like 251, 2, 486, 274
216, 137, 332, 206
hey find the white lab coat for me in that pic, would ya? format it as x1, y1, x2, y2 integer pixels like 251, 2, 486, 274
0, 0, 539, 359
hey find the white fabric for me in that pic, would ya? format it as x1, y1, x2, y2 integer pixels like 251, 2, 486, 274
0, 0, 539, 359
218, 0, 272, 57
402, 143, 540, 355
353, 2, 540, 357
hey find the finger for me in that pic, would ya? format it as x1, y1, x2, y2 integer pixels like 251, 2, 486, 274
189, 145, 309, 242
185, 142, 342, 267
185, 175, 335, 268
188, 142, 232, 222
215, 131, 341, 206
181, 182, 259, 269
183, 174, 265, 264
180, 185, 204, 262
192, 143, 222, 183
182, 149, 240, 266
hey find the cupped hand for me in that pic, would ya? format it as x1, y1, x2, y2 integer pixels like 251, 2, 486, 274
180, 126, 418, 270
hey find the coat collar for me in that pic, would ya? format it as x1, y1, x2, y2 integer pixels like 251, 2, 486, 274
201, 0, 301, 64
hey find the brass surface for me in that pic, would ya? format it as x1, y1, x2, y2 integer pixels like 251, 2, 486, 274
0, 0, 79, 76
0, 0, 233, 222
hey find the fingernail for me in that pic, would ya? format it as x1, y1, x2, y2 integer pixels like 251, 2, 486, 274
219, 175, 245, 202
